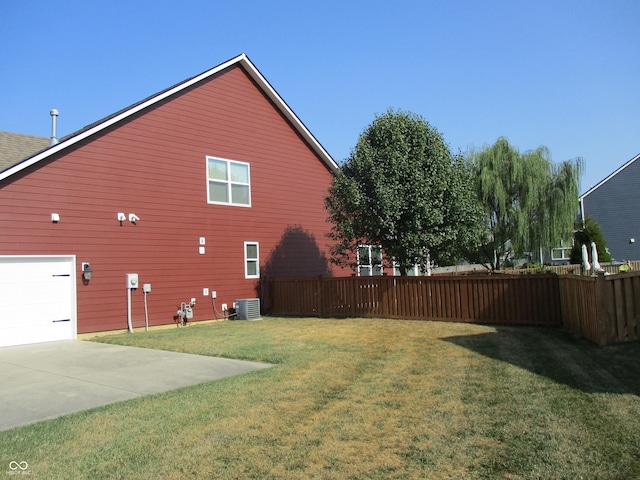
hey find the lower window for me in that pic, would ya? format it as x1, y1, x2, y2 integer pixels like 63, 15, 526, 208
245, 242, 259, 278
357, 245, 383, 276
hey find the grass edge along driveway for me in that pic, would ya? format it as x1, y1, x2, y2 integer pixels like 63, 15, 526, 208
1, 318, 639, 479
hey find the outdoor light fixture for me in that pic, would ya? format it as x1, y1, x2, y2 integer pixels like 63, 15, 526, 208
82, 262, 93, 281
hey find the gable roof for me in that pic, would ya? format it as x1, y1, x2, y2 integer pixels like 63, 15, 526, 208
581, 152, 640, 200
0, 131, 50, 172
0, 53, 338, 181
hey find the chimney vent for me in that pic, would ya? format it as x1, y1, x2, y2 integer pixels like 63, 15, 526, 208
50, 109, 59, 146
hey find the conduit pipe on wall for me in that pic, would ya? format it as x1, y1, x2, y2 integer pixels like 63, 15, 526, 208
127, 287, 134, 333
126, 274, 138, 333
143, 283, 151, 331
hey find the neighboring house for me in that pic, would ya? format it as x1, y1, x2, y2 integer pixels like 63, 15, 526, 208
0, 53, 345, 347
0, 131, 50, 171
580, 152, 640, 262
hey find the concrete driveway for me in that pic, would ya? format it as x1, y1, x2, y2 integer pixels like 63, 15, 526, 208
0, 340, 271, 431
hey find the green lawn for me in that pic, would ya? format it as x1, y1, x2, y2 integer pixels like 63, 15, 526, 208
1, 318, 639, 479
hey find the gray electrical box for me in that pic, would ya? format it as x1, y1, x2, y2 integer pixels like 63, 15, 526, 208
126, 273, 139, 289
143, 283, 151, 293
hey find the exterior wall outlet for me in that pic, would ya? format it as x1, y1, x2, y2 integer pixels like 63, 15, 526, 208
203, 288, 209, 296
211, 290, 217, 299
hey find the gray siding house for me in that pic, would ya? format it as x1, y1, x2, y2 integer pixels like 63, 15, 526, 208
580, 152, 640, 261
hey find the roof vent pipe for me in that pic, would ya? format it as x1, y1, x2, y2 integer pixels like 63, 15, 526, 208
50, 109, 59, 146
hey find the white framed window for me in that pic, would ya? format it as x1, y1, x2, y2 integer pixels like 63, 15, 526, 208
244, 242, 259, 279
357, 245, 383, 276
551, 247, 572, 261
207, 156, 251, 207
551, 239, 573, 261
393, 263, 423, 276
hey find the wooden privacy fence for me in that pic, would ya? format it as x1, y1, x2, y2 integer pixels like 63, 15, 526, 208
262, 274, 562, 327
262, 272, 640, 345
559, 272, 640, 345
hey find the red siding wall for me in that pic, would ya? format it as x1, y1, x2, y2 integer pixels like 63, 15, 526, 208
0, 65, 344, 333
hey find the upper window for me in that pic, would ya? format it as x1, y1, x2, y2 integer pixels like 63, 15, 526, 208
207, 156, 251, 206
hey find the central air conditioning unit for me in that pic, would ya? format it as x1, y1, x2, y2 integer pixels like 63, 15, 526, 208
236, 298, 261, 320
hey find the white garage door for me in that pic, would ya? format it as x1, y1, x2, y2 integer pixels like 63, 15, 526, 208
0, 256, 76, 347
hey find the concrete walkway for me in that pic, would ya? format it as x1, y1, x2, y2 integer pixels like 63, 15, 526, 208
0, 340, 271, 431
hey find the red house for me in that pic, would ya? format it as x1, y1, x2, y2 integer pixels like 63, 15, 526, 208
0, 54, 343, 347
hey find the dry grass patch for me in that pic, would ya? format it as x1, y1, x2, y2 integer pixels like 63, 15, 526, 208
1, 318, 639, 479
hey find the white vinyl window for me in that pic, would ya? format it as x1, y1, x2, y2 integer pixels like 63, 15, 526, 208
551, 247, 572, 261
245, 242, 259, 279
551, 239, 573, 261
207, 156, 251, 206
393, 263, 429, 276
357, 245, 383, 276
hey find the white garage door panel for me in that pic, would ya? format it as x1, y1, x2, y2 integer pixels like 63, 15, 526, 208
0, 257, 76, 347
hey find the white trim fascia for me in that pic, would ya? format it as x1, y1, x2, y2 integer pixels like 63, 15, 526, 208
580, 152, 640, 200
0, 53, 338, 182
239, 56, 339, 172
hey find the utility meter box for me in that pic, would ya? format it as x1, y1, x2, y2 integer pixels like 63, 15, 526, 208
126, 273, 139, 289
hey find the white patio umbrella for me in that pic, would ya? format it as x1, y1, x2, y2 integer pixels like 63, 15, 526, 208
591, 241, 602, 271
582, 243, 591, 272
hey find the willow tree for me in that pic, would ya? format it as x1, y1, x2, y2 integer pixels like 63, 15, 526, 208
325, 109, 484, 275
467, 137, 583, 270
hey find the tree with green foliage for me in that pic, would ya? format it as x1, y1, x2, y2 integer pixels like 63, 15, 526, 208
569, 216, 613, 264
325, 109, 484, 275
466, 137, 583, 270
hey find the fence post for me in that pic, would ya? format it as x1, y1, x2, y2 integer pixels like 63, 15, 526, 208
316, 276, 323, 317
594, 273, 611, 346
261, 278, 271, 315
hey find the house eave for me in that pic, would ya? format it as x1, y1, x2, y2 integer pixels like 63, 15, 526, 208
580, 151, 640, 201
0, 53, 338, 182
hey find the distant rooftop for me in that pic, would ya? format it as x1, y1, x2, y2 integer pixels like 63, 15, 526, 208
0, 131, 50, 172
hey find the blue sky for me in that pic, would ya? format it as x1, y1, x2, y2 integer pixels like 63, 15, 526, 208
1, 0, 638, 192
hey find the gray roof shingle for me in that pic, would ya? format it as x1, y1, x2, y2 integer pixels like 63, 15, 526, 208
0, 131, 50, 172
